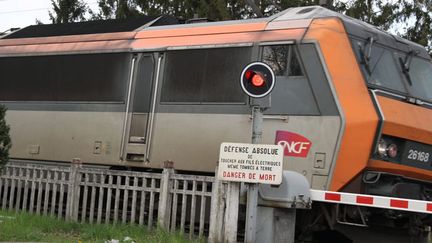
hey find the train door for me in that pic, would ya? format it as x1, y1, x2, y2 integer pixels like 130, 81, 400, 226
145, 46, 255, 171
123, 53, 159, 162
259, 43, 342, 189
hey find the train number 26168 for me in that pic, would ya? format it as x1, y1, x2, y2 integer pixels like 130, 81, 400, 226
407, 149, 430, 162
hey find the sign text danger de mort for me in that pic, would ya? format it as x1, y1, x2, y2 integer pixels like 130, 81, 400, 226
218, 142, 283, 185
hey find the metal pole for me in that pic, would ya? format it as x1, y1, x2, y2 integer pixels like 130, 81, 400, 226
245, 105, 263, 242
251, 106, 263, 144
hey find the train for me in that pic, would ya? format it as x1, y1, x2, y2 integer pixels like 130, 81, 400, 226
1, 5, 431, 242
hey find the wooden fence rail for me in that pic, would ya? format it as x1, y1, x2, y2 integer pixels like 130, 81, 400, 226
0, 160, 218, 240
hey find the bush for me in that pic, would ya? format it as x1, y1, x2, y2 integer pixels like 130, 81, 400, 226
0, 105, 11, 170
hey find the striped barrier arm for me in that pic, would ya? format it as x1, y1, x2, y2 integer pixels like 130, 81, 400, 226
310, 190, 432, 214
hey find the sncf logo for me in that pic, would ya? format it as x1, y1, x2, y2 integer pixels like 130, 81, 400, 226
275, 131, 312, 158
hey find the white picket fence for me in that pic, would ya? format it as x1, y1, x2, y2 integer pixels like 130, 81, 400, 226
0, 160, 221, 240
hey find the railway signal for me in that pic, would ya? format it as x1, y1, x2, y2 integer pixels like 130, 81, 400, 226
240, 62, 275, 98
239, 61, 278, 242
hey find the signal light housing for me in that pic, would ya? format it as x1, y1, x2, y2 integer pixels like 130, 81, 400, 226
240, 62, 275, 98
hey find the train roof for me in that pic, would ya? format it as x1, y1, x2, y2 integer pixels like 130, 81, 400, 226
270, 6, 429, 59
3, 16, 178, 39
0, 6, 429, 59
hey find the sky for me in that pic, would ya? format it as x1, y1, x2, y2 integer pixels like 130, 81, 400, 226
0, 0, 98, 33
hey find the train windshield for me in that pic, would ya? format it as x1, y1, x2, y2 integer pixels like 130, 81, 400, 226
353, 38, 432, 103
407, 57, 432, 101
364, 48, 407, 93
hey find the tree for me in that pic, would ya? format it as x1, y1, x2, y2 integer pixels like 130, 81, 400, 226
333, 0, 400, 31
334, 0, 432, 55
397, 0, 432, 54
49, 0, 88, 24
0, 105, 11, 171
136, 0, 238, 20
90, 0, 141, 20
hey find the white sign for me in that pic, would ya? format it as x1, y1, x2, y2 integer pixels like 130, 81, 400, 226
218, 142, 284, 185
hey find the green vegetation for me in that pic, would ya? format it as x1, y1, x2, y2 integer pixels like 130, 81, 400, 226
0, 105, 11, 171
0, 210, 201, 243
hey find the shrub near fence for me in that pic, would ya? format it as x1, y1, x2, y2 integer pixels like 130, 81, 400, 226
0, 159, 215, 239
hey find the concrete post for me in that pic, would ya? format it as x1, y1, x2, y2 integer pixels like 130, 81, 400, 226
157, 161, 174, 229
274, 208, 296, 243
66, 158, 82, 221
224, 181, 240, 243
255, 207, 296, 243
209, 166, 225, 243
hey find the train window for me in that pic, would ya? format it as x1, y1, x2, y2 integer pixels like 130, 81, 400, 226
408, 58, 432, 101
261, 44, 320, 115
366, 49, 407, 93
132, 55, 154, 112
289, 51, 303, 76
353, 39, 407, 94
0, 53, 129, 102
353, 37, 432, 102
161, 47, 251, 103
262, 45, 288, 76
262, 45, 304, 77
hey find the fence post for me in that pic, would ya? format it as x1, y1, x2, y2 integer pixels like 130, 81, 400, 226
209, 166, 226, 243
157, 161, 174, 229
66, 158, 82, 221
224, 182, 240, 243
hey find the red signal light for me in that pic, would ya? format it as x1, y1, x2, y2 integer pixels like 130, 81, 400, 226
245, 70, 265, 87
240, 62, 275, 98
251, 73, 265, 87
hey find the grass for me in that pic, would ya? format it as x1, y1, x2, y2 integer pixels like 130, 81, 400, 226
0, 210, 202, 243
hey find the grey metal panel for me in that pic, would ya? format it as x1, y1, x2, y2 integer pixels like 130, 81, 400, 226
368, 90, 386, 156
303, 41, 346, 190
0, 49, 133, 58
148, 113, 341, 178
142, 17, 270, 32
6, 110, 124, 164
270, 6, 337, 21
167, 42, 253, 51
157, 104, 250, 115
265, 19, 312, 30
298, 43, 339, 116
265, 76, 320, 115
129, 113, 148, 141
1, 102, 126, 112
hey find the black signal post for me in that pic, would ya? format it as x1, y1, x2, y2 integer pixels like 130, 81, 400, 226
240, 62, 276, 242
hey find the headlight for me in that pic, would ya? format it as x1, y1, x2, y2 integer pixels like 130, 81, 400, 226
377, 139, 398, 159
387, 143, 398, 158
